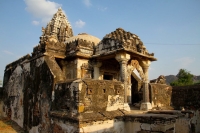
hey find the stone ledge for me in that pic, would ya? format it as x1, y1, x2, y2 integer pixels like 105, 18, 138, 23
124, 113, 178, 124
147, 110, 185, 117
50, 110, 126, 123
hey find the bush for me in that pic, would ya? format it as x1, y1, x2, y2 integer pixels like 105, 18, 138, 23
170, 69, 193, 86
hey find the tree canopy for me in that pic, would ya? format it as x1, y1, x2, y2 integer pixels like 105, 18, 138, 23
170, 69, 193, 86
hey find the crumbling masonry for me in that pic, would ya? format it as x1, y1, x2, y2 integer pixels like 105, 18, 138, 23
1, 8, 200, 133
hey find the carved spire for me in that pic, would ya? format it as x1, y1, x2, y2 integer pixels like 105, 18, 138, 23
33, 8, 73, 58
40, 7, 73, 43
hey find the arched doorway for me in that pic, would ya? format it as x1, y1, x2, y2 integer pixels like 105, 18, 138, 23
131, 74, 142, 104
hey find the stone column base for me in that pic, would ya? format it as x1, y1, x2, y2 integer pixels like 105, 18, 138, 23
140, 102, 152, 110
123, 103, 131, 111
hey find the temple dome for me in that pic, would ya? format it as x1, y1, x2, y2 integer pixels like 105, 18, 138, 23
103, 28, 141, 44
65, 33, 100, 45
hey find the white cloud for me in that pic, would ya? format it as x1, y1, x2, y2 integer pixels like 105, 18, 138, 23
32, 20, 40, 25
24, 0, 62, 24
3, 50, 14, 55
75, 20, 86, 28
83, 0, 92, 7
98, 7, 107, 11
175, 57, 195, 68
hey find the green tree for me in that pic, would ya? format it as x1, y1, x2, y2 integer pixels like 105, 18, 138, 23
170, 69, 193, 86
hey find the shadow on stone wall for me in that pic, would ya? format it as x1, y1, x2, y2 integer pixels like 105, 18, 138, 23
171, 84, 200, 110
0, 87, 3, 100
171, 84, 200, 133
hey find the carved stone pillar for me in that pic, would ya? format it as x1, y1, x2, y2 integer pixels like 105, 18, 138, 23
93, 61, 102, 80
119, 60, 128, 82
139, 60, 152, 110
127, 65, 134, 104
115, 52, 131, 111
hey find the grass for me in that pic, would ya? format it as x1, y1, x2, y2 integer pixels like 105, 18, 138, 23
0, 117, 24, 133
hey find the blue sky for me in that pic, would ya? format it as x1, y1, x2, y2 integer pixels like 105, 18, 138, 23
0, 0, 200, 82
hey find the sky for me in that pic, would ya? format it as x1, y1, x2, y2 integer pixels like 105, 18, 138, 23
0, 0, 200, 82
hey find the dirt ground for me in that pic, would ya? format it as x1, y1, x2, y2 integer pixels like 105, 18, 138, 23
0, 117, 24, 133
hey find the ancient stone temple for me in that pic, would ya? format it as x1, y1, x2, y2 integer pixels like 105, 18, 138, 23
1, 8, 199, 133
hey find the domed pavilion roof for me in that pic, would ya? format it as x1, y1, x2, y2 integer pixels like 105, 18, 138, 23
65, 33, 100, 58
65, 33, 100, 46
94, 28, 156, 61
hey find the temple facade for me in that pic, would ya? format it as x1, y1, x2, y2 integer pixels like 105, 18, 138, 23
1, 8, 198, 133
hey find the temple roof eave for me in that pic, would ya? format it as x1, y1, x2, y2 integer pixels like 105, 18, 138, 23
93, 48, 157, 61
65, 52, 93, 59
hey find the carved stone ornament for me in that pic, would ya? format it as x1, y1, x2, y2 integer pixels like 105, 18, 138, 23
95, 28, 155, 57
33, 8, 73, 57
151, 75, 166, 84
128, 60, 145, 81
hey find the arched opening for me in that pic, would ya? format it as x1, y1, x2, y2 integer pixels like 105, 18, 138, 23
131, 74, 142, 104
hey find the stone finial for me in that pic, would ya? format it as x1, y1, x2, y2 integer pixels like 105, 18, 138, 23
58, 7, 62, 11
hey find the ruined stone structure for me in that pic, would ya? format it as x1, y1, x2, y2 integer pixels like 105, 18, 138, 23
1, 8, 199, 133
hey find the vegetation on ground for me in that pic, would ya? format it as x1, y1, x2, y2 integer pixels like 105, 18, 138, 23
0, 117, 24, 133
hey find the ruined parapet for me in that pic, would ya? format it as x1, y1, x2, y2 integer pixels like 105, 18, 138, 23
2, 55, 54, 132
150, 75, 166, 84
51, 79, 124, 114
50, 79, 126, 132
3, 54, 31, 87
149, 83, 172, 110
2, 47, 68, 132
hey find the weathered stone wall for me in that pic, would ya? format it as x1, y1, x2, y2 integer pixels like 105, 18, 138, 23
80, 119, 124, 133
50, 79, 125, 133
52, 79, 124, 113
52, 118, 79, 133
124, 113, 177, 133
100, 59, 120, 80
81, 79, 124, 112
60, 58, 92, 80
77, 58, 92, 79
0, 88, 3, 117
2, 56, 54, 133
2, 55, 31, 128
63, 60, 77, 79
0, 87, 3, 99
171, 84, 200, 133
171, 84, 200, 110
149, 83, 172, 109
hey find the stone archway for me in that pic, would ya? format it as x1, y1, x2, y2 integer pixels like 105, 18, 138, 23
131, 72, 143, 104
127, 60, 144, 105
